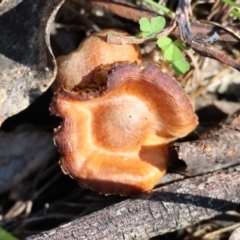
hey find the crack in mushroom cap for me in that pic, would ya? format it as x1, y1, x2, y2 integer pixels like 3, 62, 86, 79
50, 63, 198, 195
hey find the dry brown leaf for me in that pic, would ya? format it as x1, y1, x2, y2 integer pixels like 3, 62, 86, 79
0, 0, 64, 126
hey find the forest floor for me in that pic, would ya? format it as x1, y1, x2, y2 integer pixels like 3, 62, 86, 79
0, 0, 240, 239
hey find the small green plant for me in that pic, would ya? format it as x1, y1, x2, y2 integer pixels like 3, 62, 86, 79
222, 0, 240, 19
139, 16, 190, 74
157, 37, 190, 74
139, 16, 166, 38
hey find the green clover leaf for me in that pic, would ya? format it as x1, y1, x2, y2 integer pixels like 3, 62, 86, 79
139, 16, 166, 38
172, 58, 190, 74
163, 44, 182, 62
151, 16, 166, 34
139, 17, 151, 32
157, 37, 172, 50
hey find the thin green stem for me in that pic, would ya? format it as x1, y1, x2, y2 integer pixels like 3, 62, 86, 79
222, 0, 240, 8
143, 0, 174, 16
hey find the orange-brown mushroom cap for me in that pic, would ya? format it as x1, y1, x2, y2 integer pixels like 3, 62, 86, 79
50, 63, 198, 195
52, 29, 141, 91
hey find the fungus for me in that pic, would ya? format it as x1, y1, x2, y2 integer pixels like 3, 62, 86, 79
50, 63, 198, 195
52, 29, 142, 91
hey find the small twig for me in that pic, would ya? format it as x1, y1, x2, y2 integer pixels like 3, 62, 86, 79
107, 21, 177, 45
188, 41, 240, 71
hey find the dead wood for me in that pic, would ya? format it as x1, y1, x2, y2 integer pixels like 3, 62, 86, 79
169, 109, 240, 176
26, 167, 240, 240
1, 1, 239, 239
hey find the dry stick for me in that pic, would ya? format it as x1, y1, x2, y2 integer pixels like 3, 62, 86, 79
107, 21, 177, 45
107, 22, 240, 45
169, 109, 240, 176
27, 167, 240, 240
175, 0, 240, 71
189, 41, 240, 71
